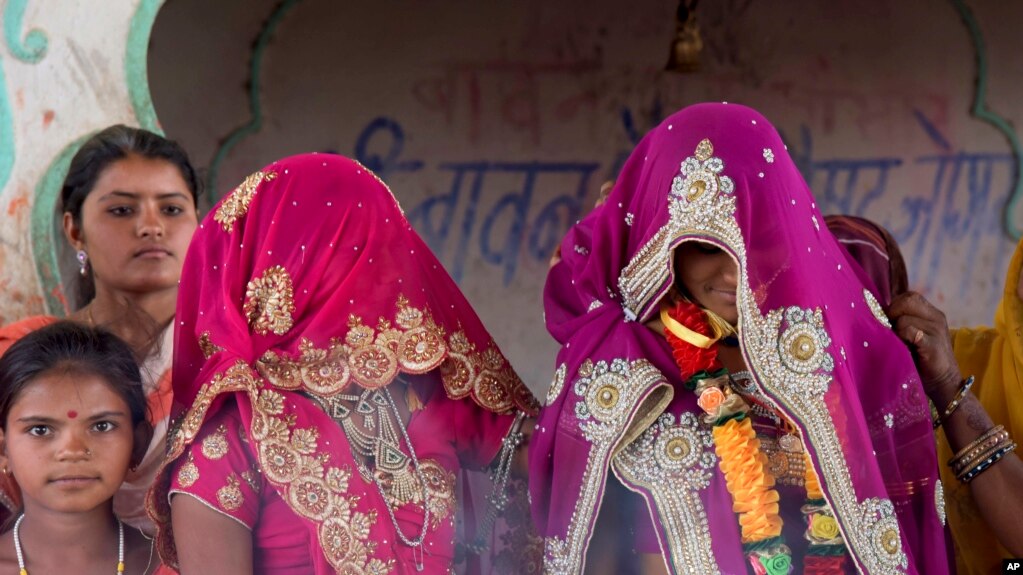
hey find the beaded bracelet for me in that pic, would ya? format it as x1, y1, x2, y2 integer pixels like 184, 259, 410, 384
954, 435, 1012, 478
950, 425, 1009, 474
932, 375, 975, 429
958, 441, 1017, 483
950, 424, 1006, 462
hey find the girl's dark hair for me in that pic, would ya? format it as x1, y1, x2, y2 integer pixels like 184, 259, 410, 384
60, 124, 201, 309
0, 321, 148, 431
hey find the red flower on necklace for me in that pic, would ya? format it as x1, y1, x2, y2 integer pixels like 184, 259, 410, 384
663, 299, 723, 381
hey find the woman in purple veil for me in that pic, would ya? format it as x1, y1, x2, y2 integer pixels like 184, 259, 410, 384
529, 103, 951, 574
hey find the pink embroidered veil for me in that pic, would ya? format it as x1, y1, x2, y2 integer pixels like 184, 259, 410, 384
147, 154, 536, 572
529, 103, 950, 574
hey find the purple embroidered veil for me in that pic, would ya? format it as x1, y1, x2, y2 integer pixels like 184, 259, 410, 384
529, 103, 950, 574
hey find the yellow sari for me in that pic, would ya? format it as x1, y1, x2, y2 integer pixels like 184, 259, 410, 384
944, 239, 1023, 574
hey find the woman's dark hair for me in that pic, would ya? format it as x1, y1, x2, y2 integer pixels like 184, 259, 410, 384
0, 321, 148, 431
61, 124, 201, 308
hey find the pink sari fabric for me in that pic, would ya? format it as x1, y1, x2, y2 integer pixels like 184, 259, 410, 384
530, 104, 950, 574
148, 154, 536, 573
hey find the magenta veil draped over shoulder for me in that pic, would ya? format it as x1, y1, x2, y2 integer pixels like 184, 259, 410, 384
529, 104, 950, 574
147, 154, 537, 573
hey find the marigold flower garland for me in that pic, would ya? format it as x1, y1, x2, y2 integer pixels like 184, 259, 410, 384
662, 298, 849, 574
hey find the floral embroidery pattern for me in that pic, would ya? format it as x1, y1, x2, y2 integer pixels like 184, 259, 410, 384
746, 305, 908, 574
176, 453, 199, 488
248, 387, 390, 573
198, 331, 224, 359
200, 424, 230, 460
217, 474, 244, 511
418, 460, 456, 528
214, 170, 277, 232
151, 362, 391, 574
244, 265, 296, 336
255, 295, 535, 414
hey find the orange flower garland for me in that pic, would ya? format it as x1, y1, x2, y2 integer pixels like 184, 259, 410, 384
804, 454, 823, 500
713, 418, 783, 541
662, 299, 791, 573
662, 298, 849, 574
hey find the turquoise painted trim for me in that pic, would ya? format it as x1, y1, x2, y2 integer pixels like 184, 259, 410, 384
30, 135, 93, 316
126, 0, 165, 134
0, 55, 14, 195
207, 0, 302, 199
3, 0, 48, 63
951, 0, 1023, 240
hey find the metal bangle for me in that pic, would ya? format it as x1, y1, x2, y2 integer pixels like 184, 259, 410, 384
959, 441, 1017, 483
932, 375, 975, 429
950, 427, 1009, 474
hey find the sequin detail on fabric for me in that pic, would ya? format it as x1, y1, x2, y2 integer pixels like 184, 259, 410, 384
744, 305, 908, 573
255, 295, 535, 414
543, 358, 669, 574
619, 139, 737, 320
214, 170, 277, 232
176, 453, 199, 488
618, 135, 909, 573
865, 289, 892, 329
244, 265, 296, 336
201, 425, 230, 460
613, 412, 720, 574
217, 474, 244, 511
197, 331, 224, 359
152, 362, 392, 574
545, 364, 567, 407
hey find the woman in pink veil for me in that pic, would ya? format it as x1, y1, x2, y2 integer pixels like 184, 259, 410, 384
530, 103, 951, 574
147, 154, 537, 573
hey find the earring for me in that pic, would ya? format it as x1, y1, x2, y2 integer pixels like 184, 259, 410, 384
76, 250, 88, 276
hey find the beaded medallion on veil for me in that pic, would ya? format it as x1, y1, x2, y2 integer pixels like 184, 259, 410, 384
529, 104, 950, 574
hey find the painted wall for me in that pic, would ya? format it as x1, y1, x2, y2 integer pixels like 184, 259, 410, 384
148, 0, 1023, 390
0, 1, 1019, 394
0, 0, 162, 318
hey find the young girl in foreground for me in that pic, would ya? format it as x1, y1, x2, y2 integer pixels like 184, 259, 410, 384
0, 321, 159, 574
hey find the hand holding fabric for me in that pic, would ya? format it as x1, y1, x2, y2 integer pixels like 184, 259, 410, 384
888, 291, 962, 404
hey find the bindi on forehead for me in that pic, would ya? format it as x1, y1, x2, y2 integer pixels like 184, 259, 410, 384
67, 410, 78, 419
